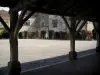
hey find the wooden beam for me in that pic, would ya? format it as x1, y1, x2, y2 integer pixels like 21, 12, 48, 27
0, 16, 10, 33
28, 6, 75, 17
60, 0, 75, 12
14, 8, 27, 36
74, 16, 97, 22
67, 3, 80, 13
61, 16, 71, 31
75, 8, 92, 18
69, 18, 77, 60
93, 22, 99, 34
13, 3, 23, 12
18, 11, 35, 31
18, 8, 27, 23
23, 11, 34, 23
75, 20, 81, 30
76, 20, 87, 34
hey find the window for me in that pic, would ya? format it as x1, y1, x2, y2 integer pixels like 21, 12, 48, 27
52, 19, 57, 28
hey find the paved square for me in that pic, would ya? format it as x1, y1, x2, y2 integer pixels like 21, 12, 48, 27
0, 39, 96, 67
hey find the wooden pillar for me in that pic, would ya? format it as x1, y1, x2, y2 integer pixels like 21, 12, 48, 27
69, 18, 77, 60
95, 23, 100, 53
8, 8, 21, 75
96, 33, 100, 52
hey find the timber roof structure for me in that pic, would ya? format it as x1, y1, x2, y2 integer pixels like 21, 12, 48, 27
0, 0, 99, 22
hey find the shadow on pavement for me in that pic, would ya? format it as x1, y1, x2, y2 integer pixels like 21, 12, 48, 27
0, 48, 97, 75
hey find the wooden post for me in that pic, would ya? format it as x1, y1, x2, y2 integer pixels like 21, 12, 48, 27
8, 8, 21, 75
94, 22, 100, 53
61, 16, 88, 60
60, 16, 71, 40
69, 18, 77, 60
4, 7, 34, 75
96, 33, 100, 52
61, 16, 77, 60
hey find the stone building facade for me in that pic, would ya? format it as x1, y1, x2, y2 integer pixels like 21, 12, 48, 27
0, 9, 94, 40
26, 13, 90, 40
26, 13, 69, 39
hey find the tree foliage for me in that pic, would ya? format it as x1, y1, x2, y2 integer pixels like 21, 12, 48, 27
0, 28, 9, 39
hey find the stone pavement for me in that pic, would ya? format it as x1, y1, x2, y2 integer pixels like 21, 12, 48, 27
0, 39, 97, 75
0, 39, 96, 67
0, 48, 97, 75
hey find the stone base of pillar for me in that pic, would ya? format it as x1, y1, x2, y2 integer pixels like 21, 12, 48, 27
8, 61, 21, 75
69, 51, 77, 60
96, 46, 100, 53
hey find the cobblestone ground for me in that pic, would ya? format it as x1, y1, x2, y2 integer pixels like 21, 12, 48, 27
0, 39, 96, 67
